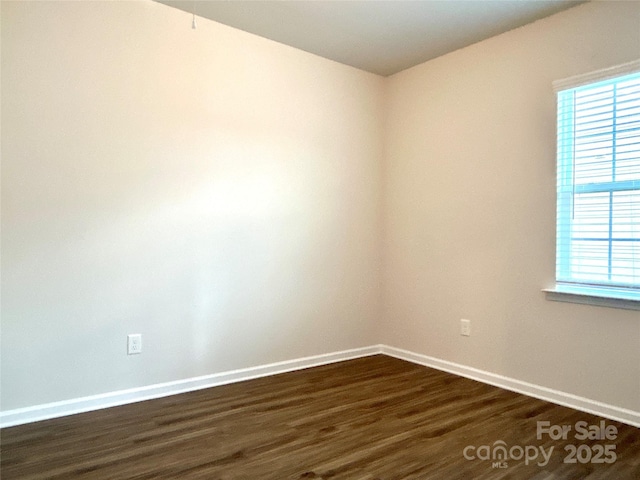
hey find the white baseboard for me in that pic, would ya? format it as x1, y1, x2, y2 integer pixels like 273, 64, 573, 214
3, 344, 638, 429
0, 345, 381, 428
380, 345, 640, 428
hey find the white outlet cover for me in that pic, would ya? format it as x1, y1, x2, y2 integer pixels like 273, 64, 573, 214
127, 334, 142, 355
460, 319, 471, 336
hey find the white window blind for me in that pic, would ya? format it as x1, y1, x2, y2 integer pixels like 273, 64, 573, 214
555, 62, 640, 296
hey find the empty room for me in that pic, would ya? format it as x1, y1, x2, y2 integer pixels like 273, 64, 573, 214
1, 0, 639, 478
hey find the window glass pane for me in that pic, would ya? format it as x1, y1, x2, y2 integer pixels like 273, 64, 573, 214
556, 69, 640, 290
570, 240, 609, 281
612, 191, 640, 238
573, 192, 610, 239
574, 155, 612, 184
611, 241, 640, 284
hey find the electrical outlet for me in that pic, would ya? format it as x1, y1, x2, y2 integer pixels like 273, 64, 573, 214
127, 334, 142, 355
460, 319, 471, 337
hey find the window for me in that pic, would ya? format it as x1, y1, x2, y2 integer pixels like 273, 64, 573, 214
550, 61, 640, 306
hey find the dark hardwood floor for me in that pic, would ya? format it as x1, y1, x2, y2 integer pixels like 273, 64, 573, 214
1, 355, 639, 479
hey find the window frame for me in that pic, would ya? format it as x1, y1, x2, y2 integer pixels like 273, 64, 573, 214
545, 60, 640, 310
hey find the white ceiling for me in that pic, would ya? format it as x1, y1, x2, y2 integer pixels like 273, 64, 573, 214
155, 0, 585, 76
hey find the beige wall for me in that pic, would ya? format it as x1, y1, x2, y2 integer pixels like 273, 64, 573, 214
2, 0, 639, 416
1, 1, 384, 410
383, 0, 640, 412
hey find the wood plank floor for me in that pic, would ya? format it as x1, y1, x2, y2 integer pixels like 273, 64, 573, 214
1, 355, 639, 479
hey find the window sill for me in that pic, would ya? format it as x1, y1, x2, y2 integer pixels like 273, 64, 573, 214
543, 285, 640, 311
